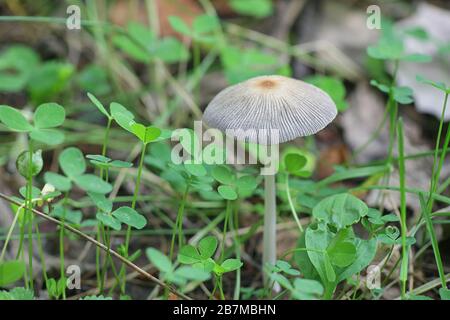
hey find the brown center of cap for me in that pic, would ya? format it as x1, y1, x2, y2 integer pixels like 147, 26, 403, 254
257, 79, 277, 89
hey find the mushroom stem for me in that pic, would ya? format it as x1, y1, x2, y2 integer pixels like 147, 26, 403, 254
263, 173, 277, 286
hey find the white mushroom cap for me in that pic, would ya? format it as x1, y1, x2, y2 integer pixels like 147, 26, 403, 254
203, 75, 337, 144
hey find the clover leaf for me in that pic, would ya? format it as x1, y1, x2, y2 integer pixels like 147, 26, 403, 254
44, 147, 112, 194
86, 154, 133, 169
113, 22, 189, 64
177, 236, 243, 277
0, 103, 65, 145
313, 193, 368, 230
87, 92, 112, 119
146, 248, 210, 286
89, 192, 146, 230
0, 260, 26, 286
416, 75, 450, 93
169, 14, 219, 43
370, 80, 414, 104
212, 165, 258, 200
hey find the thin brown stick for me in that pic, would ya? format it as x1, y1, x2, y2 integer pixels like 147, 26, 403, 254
0, 192, 191, 300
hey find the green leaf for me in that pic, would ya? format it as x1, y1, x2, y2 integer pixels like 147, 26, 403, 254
51, 206, 82, 225
178, 245, 201, 264
405, 27, 429, 40
275, 260, 300, 276
96, 212, 121, 231
416, 75, 448, 93
74, 174, 112, 194
305, 224, 335, 287
127, 22, 156, 49
212, 165, 234, 184
16, 149, 43, 178
402, 54, 432, 63
130, 123, 146, 142
44, 172, 72, 192
86, 154, 110, 163
0, 106, 33, 132
112, 206, 147, 229
113, 34, 150, 63
19, 185, 41, 199
323, 254, 336, 282
0, 260, 26, 286
292, 278, 324, 300
218, 185, 238, 200
313, 193, 369, 229
221, 259, 243, 273
236, 175, 258, 196
88, 192, 113, 213
198, 236, 218, 259
281, 147, 316, 178
284, 153, 307, 174
28, 61, 74, 105
153, 37, 189, 63
392, 86, 414, 104
144, 126, 162, 143
184, 163, 207, 177
0, 287, 34, 300
270, 273, 292, 290
59, 147, 86, 178
33, 103, 65, 129
131, 123, 161, 143
174, 266, 210, 282
0, 45, 40, 92
87, 92, 111, 118
367, 35, 404, 60
193, 15, 219, 35
439, 288, 450, 300
110, 102, 135, 133
229, 0, 273, 18
109, 160, 133, 168
327, 230, 357, 268
168, 16, 192, 37
146, 248, 172, 272
77, 65, 111, 96
29, 128, 65, 145
336, 238, 378, 282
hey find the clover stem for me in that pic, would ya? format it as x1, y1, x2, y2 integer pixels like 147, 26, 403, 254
263, 174, 277, 288
120, 142, 147, 293
26, 140, 34, 291
35, 220, 48, 283
285, 173, 303, 233
169, 185, 190, 261
232, 201, 241, 300
97, 119, 112, 289
100, 118, 112, 180
0, 204, 24, 263
59, 193, 68, 300
219, 200, 231, 264
424, 92, 450, 290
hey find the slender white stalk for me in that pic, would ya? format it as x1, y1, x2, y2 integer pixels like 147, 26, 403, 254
263, 174, 277, 286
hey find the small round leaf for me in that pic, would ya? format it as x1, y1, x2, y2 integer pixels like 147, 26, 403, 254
218, 185, 238, 200
33, 103, 65, 129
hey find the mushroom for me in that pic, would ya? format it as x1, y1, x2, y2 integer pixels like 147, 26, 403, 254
203, 75, 337, 286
